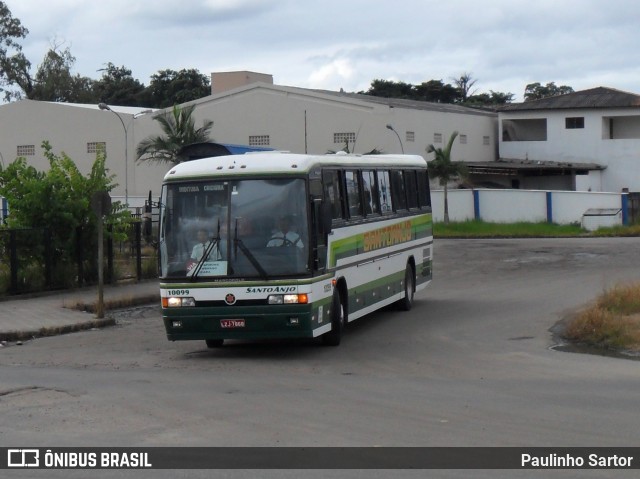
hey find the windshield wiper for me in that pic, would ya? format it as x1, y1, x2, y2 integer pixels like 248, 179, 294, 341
191, 219, 221, 281
233, 217, 268, 279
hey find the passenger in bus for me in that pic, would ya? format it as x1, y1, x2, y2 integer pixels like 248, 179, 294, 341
190, 228, 222, 261
266, 216, 303, 248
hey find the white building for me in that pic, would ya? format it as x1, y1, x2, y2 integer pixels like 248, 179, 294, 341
0, 100, 164, 210
495, 87, 640, 192
0, 72, 498, 210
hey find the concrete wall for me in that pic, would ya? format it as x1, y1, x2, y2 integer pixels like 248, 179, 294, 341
431, 188, 627, 226
185, 84, 498, 161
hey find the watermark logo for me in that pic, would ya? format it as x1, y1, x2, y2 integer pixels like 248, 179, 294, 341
8, 449, 39, 467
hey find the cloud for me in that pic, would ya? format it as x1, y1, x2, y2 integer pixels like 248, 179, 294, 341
4, 0, 640, 103
307, 58, 355, 90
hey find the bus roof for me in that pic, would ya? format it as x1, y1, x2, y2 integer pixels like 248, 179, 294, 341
163, 152, 427, 181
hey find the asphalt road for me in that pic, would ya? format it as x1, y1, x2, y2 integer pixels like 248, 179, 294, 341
1, 238, 639, 479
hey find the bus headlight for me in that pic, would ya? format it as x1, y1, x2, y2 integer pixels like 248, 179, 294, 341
163, 297, 196, 307
268, 295, 283, 304
268, 294, 308, 304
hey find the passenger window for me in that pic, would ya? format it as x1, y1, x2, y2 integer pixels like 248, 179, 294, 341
405, 170, 419, 209
390, 170, 407, 211
377, 170, 393, 213
344, 170, 363, 218
417, 170, 431, 208
323, 170, 344, 220
362, 170, 380, 215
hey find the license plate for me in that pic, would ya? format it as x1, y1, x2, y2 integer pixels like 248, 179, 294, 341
220, 319, 245, 328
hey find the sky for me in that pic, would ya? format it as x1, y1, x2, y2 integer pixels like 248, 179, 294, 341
3, 0, 640, 102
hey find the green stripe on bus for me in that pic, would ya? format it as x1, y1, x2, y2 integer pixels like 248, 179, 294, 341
347, 269, 406, 314
329, 214, 432, 267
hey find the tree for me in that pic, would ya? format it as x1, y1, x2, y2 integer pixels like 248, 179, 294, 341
29, 44, 96, 102
524, 82, 574, 102
363, 79, 415, 99
0, 0, 30, 101
465, 90, 515, 106
426, 131, 467, 224
414, 80, 460, 103
0, 141, 127, 279
93, 62, 145, 106
136, 104, 214, 165
143, 68, 210, 108
452, 72, 478, 102
2, 34, 96, 102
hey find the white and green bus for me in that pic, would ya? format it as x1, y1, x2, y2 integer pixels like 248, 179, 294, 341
159, 152, 433, 347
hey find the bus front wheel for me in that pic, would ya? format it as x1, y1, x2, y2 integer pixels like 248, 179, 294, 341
323, 289, 345, 346
205, 339, 224, 348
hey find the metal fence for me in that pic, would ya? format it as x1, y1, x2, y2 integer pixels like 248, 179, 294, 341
0, 221, 155, 297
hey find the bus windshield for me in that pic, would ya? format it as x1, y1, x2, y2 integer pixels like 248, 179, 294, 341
159, 178, 309, 279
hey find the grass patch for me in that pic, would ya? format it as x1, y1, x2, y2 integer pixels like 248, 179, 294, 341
434, 220, 586, 238
563, 283, 640, 352
590, 223, 640, 237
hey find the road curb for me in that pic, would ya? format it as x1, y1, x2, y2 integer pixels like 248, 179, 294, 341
0, 317, 117, 342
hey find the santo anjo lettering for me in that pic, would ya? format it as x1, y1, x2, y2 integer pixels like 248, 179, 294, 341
363, 221, 413, 252
246, 286, 296, 293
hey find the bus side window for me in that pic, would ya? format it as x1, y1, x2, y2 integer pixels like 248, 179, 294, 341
322, 169, 344, 220
377, 170, 393, 214
390, 170, 407, 211
344, 170, 363, 218
417, 170, 431, 208
362, 170, 380, 215
405, 170, 419, 209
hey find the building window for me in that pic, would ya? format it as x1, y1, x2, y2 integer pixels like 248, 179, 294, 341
565, 117, 585, 129
483, 136, 491, 145
87, 142, 106, 154
406, 131, 415, 142
249, 135, 270, 146
502, 119, 547, 141
17, 145, 35, 156
433, 133, 443, 143
333, 132, 356, 144
459, 134, 467, 144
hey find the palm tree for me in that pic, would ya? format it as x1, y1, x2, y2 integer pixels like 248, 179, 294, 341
426, 131, 467, 224
136, 104, 213, 165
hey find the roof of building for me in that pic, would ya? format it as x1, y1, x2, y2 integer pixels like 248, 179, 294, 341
463, 158, 606, 176
185, 82, 497, 118
312, 88, 497, 117
44, 101, 158, 115
499, 87, 640, 112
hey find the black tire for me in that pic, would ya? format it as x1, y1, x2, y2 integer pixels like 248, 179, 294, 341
397, 264, 415, 311
322, 289, 345, 346
205, 339, 224, 348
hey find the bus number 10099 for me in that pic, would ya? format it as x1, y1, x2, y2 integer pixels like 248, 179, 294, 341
167, 290, 190, 296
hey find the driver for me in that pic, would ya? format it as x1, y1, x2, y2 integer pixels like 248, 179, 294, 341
266, 216, 303, 249
191, 228, 222, 261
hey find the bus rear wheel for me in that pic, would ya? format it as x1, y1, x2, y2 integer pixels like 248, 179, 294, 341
397, 264, 415, 311
205, 339, 224, 348
323, 289, 345, 346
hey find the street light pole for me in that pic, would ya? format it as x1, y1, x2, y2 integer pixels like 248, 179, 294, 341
386, 124, 404, 154
98, 103, 129, 207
